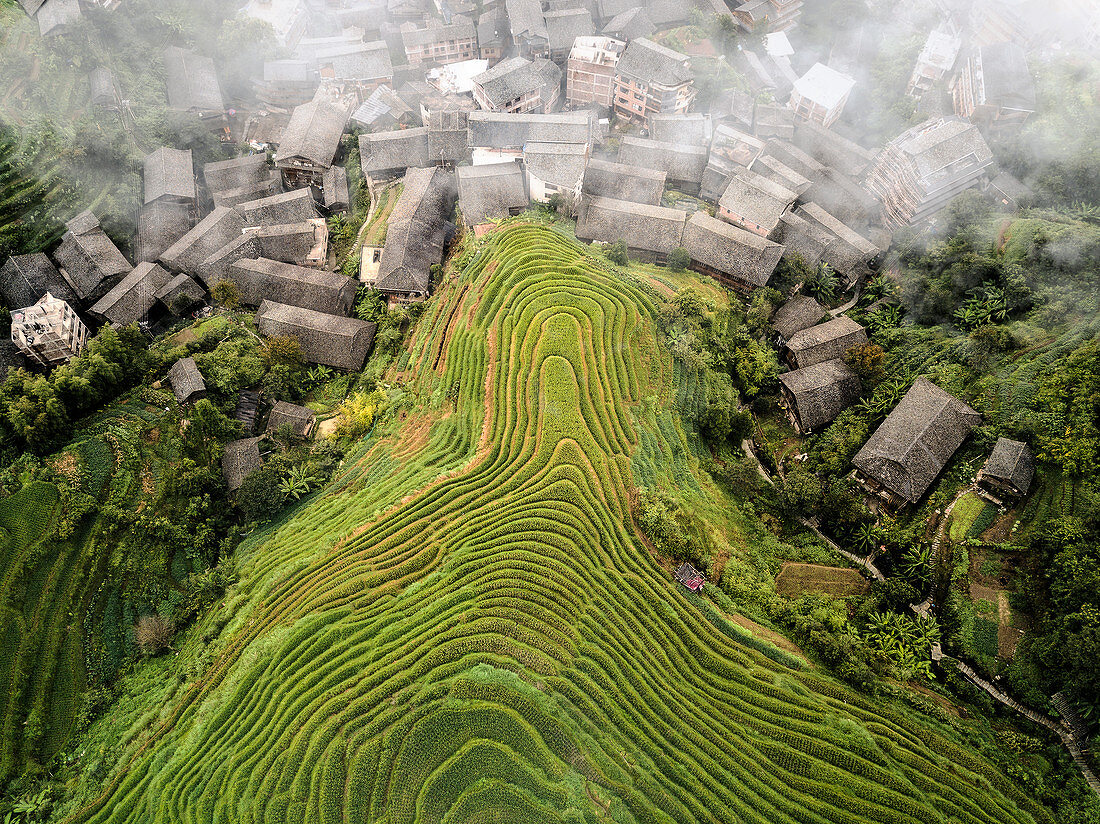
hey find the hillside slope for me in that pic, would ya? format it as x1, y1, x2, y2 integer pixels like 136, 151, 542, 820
67, 225, 1048, 824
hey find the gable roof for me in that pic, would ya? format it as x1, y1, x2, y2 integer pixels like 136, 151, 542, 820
222, 437, 262, 492
322, 165, 350, 210
204, 155, 271, 194
853, 377, 981, 503
90, 262, 171, 326
582, 157, 665, 205
978, 42, 1035, 112
472, 56, 562, 108
266, 401, 317, 438
618, 136, 706, 184
137, 200, 192, 264
401, 15, 477, 48
650, 113, 707, 146
163, 46, 223, 113
274, 100, 347, 168
256, 300, 377, 371
237, 189, 319, 227
359, 127, 431, 175
156, 273, 206, 314
681, 212, 784, 288
602, 6, 654, 40
980, 437, 1034, 495
615, 37, 692, 87
228, 258, 357, 315
1, 253, 77, 309
575, 195, 687, 255
544, 8, 595, 52
785, 315, 867, 369
351, 85, 415, 129
719, 167, 797, 232
505, 0, 548, 42
523, 141, 587, 188
772, 295, 827, 341
314, 40, 393, 83
376, 167, 458, 296
144, 147, 196, 204
160, 206, 245, 276
467, 110, 597, 149
167, 356, 205, 403
779, 358, 861, 432
427, 110, 470, 163
456, 163, 528, 225
52, 211, 132, 303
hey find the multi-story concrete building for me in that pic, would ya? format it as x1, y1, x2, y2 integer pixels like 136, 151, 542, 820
906, 27, 961, 97
733, 0, 802, 33
10, 292, 88, 367
787, 63, 855, 129
566, 36, 624, 110
611, 38, 694, 127
401, 15, 478, 66
864, 117, 994, 229
472, 56, 562, 114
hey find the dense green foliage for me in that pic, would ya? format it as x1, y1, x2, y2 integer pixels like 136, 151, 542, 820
55, 225, 1051, 824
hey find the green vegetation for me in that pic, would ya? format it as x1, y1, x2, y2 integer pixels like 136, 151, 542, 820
51, 225, 1052, 824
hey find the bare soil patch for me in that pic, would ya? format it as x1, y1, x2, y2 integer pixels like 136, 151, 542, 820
775, 563, 871, 598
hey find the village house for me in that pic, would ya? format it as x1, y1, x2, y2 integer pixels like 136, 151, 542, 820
256, 300, 377, 371
680, 212, 785, 293
984, 171, 1032, 212
213, 177, 284, 210
144, 148, 197, 209
222, 437, 263, 493
544, 8, 595, 64
906, 27, 961, 97
864, 117, 994, 229
9, 292, 88, 367
204, 155, 272, 196
1, 253, 78, 311
163, 47, 226, 132
351, 86, 418, 132
602, 6, 654, 41
778, 358, 861, 434
322, 166, 351, 213
477, 7, 510, 64
167, 356, 206, 405
787, 63, 855, 129
524, 141, 588, 203
771, 294, 827, 346
618, 136, 706, 195
566, 36, 624, 110
700, 125, 765, 203
359, 127, 432, 190
401, 16, 479, 66
90, 262, 172, 328
155, 274, 206, 316
250, 221, 328, 268
853, 377, 981, 507
674, 562, 705, 592
137, 201, 193, 265
227, 258, 357, 316
794, 201, 880, 282
650, 113, 709, 147
274, 100, 349, 189
160, 206, 246, 277
255, 60, 320, 109
456, 163, 529, 229
237, 189, 320, 227
575, 196, 687, 264
472, 56, 563, 114
52, 211, 132, 305
27, 0, 82, 37
427, 110, 471, 166
375, 167, 458, 306
467, 110, 597, 164
951, 42, 1036, 132
266, 401, 317, 439
505, 0, 549, 58
312, 40, 394, 92
784, 315, 866, 369
717, 167, 797, 237
611, 38, 694, 127
582, 158, 666, 205
90, 68, 119, 110
977, 437, 1034, 499
733, 0, 802, 33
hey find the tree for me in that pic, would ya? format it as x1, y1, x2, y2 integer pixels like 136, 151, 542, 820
667, 247, 690, 271
211, 280, 241, 310
606, 240, 629, 266
134, 615, 174, 655
236, 464, 285, 522
844, 342, 885, 381
183, 399, 241, 464
262, 335, 302, 367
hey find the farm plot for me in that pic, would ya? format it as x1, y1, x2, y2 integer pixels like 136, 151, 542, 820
70, 226, 1051, 824
775, 563, 871, 598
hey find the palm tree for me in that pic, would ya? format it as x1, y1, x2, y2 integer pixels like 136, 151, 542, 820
899, 545, 933, 583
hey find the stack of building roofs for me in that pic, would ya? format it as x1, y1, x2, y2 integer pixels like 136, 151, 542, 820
456, 163, 529, 228
618, 136, 706, 194
471, 55, 563, 113
864, 117, 994, 229
274, 99, 349, 190
853, 377, 981, 507
611, 37, 695, 126
951, 42, 1035, 133
374, 166, 458, 306
52, 211, 132, 305
783, 315, 867, 369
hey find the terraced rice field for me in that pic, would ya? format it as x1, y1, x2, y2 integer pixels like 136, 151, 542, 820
70, 225, 1049, 823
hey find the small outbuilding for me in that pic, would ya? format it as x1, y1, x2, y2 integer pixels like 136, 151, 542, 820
266, 401, 317, 439
778, 358, 861, 434
977, 437, 1034, 499
772, 295, 827, 345
222, 437, 263, 493
167, 356, 206, 405
674, 562, 705, 593
784, 316, 867, 369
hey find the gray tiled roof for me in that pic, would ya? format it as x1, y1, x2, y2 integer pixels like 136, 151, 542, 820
144, 147, 196, 204
90, 261, 171, 326
472, 56, 562, 108
575, 195, 687, 255
1, 253, 77, 309
650, 113, 707, 146
582, 157, 665, 205
160, 206, 245, 276
155, 273, 206, 315
853, 377, 981, 503
401, 15, 476, 48
222, 437, 262, 492
456, 163, 528, 225
785, 315, 867, 369
137, 200, 192, 264
505, 0, 547, 41
779, 358, 860, 432
427, 110, 470, 163
237, 189, 319, 227
523, 141, 587, 188
164, 46, 223, 113
256, 300, 377, 371
980, 437, 1034, 495
978, 42, 1035, 112
377, 167, 458, 295
719, 167, 797, 232
204, 155, 271, 194
772, 295, 827, 341
681, 212, 784, 288
359, 127, 431, 175
52, 211, 132, 303
229, 258, 356, 315
266, 401, 317, 437
467, 110, 597, 149
274, 100, 348, 168
618, 136, 706, 184
614, 37, 692, 87
544, 8, 595, 52
167, 356, 205, 404
602, 6, 654, 40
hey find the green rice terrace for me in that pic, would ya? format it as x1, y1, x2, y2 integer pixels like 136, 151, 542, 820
57, 224, 1050, 824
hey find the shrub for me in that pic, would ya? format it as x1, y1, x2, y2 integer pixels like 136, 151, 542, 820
236, 465, 285, 522
211, 280, 241, 309
134, 615, 174, 656
667, 247, 690, 271
605, 240, 629, 266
